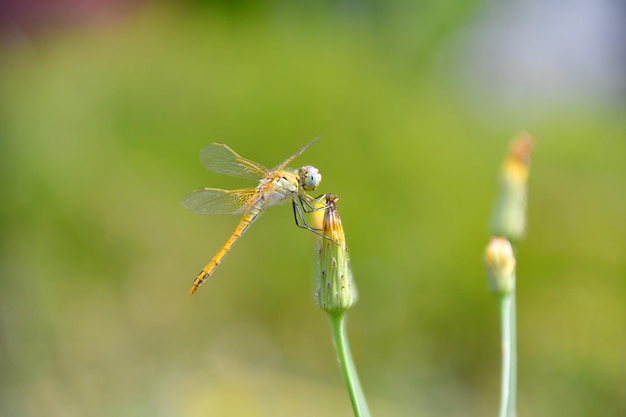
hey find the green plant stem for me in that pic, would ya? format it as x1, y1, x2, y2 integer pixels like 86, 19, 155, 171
508, 293, 517, 417
329, 312, 371, 417
498, 293, 517, 417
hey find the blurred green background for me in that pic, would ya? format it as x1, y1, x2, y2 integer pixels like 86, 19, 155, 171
1, 1, 625, 416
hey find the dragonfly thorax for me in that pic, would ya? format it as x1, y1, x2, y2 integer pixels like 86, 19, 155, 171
256, 172, 300, 207
298, 165, 322, 191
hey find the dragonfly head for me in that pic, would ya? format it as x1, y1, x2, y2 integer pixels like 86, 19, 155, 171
298, 165, 322, 191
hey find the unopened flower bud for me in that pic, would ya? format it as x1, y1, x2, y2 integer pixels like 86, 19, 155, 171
484, 237, 516, 295
315, 194, 357, 313
490, 131, 535, 241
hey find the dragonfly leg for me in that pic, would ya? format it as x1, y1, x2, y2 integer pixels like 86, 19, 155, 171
299, 193, 329, 213
292, 197, 340, 243
292, 198, 321, 232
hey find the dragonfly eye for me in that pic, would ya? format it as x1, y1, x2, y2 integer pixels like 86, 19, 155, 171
299, 165, 322, 191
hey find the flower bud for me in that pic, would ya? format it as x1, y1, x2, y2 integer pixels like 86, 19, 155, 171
484, 237, 516, 295
315, 194, 358, 313
490, 131, 535, 241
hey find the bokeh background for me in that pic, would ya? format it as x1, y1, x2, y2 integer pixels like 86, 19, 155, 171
1, 1, 625, 416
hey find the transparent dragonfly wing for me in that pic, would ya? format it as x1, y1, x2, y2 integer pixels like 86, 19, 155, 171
272, 136, 319, 171
200, 143, 268, 181
183, 188, 257, 215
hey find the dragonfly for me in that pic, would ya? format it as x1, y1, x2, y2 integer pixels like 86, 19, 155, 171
183, 138, 325, 294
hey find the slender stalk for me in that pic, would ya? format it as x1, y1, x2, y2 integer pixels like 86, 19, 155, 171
488, 133, 532, 417
315, 194, 369, 416
498, 293, 517, 417
329, 311, 371, 417
507, 293, 517, 417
